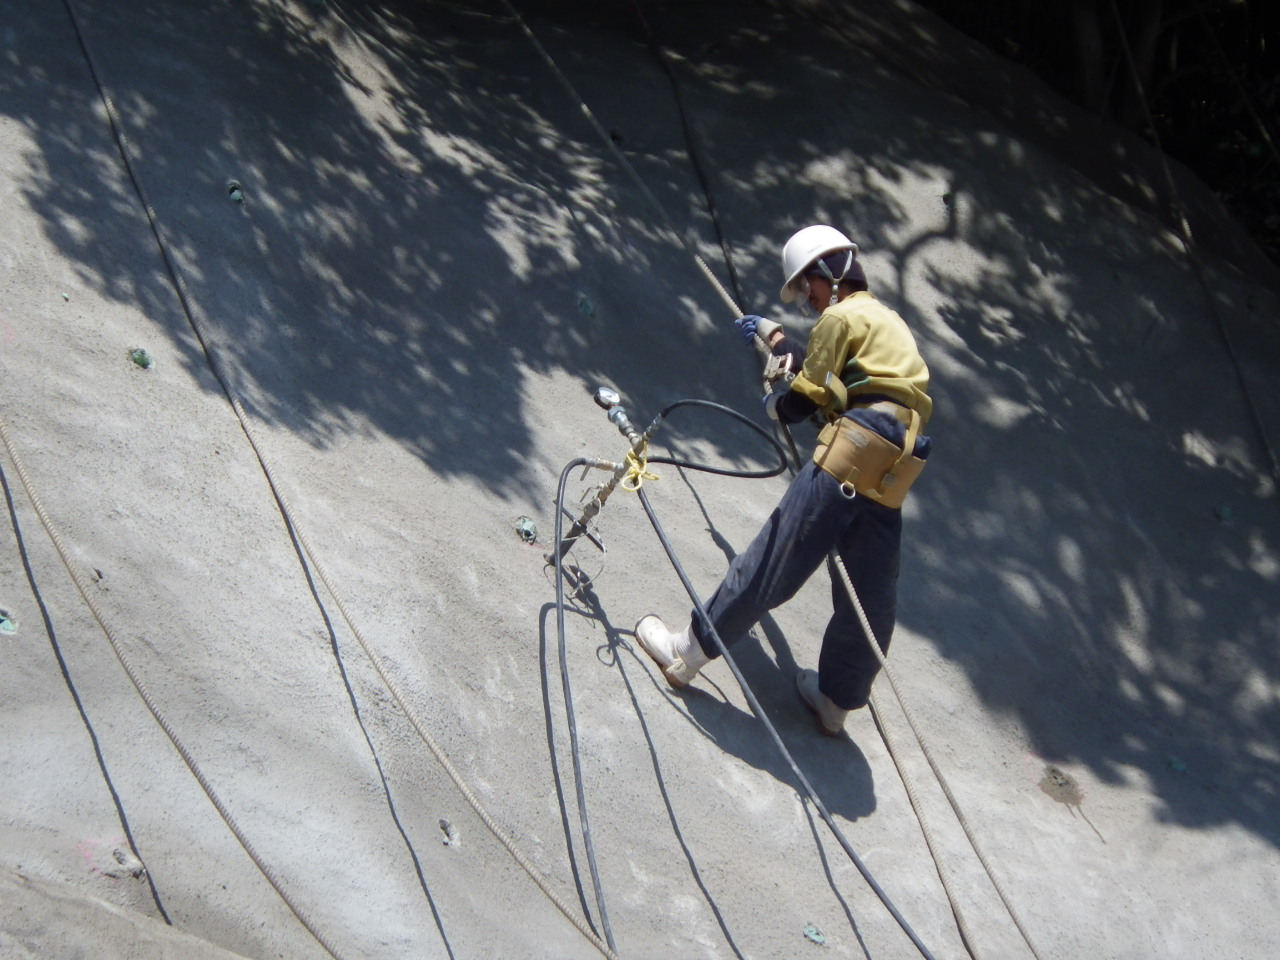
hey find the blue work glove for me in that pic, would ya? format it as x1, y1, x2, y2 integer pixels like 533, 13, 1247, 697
734, 314, 782, 345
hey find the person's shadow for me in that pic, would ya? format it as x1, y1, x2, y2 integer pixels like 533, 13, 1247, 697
547, 555, 880, 958
628, 617, 880, 826
655, 463, 879, 823
612, 615, 880, 960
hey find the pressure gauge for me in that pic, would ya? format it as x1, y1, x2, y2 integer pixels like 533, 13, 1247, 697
593, 386, 621, 410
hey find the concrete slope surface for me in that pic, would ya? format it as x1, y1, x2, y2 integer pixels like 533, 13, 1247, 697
2, 0, 1277, 958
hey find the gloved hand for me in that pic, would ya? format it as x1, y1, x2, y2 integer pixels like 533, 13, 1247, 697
735, 314, 782, 345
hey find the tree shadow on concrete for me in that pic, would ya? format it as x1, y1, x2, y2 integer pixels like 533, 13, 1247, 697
8, 0, 1277, 861
653, 3, 1280, 858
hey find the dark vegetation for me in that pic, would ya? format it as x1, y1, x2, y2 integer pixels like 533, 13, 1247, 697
914, 0, 1280, 267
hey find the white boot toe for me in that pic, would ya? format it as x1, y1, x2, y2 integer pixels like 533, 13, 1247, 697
635, 615, 705, 689
796, 668, 849, 736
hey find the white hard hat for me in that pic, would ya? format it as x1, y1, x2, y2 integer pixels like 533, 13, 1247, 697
779, 225, 859, 302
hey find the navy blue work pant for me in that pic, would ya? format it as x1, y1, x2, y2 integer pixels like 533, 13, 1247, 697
690, 460, 902, 710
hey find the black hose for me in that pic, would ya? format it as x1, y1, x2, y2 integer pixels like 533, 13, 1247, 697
552, 398, 937, 960
546, 398, 781, 953
646, 398, 790, 480
634, 486, 938, 960
553, 458, 618, 952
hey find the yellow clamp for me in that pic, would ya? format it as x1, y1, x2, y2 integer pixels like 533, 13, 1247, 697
621, 442, 659, 491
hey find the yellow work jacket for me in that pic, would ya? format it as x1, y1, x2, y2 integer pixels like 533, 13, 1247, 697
789, 291, 932, 427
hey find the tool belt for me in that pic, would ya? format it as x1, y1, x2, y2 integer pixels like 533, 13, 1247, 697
813, 396, 926, 510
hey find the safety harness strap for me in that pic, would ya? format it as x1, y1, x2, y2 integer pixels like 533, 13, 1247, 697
813, 375, 927, 509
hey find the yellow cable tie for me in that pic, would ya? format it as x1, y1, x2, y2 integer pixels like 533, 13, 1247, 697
621, 443, 659, 491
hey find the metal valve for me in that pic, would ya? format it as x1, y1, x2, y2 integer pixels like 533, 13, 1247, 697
593, 386, 640, 444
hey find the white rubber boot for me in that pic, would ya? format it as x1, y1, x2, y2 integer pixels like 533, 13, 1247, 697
796, 668, 849, 736
634, 616, 710, 689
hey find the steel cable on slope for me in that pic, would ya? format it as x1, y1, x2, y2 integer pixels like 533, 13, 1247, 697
57, 1, 621, 956
630, 1, 750, 311
0, 411, 348, 960
764, 432, 997, 960
829, 560, 1048, 960
640, 456, 1012, 960
548, 399, 791, 955
1191, 4, 1280, 174
552, 398, 942, 958
503, 2, 1045, 953
635, 483, 939, 960
0, 454, 171, 925
760, 416, 1043, 960
747, 412, 1009, 960
498, 0, 746, 320
284, 512, 459, 960
1106, 0, 1279, 486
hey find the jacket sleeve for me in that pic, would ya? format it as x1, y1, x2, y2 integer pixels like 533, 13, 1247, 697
786, 310, 850, 411
774, 387, 819, 424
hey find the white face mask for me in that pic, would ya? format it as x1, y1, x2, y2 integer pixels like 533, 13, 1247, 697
788, 275, 813, 316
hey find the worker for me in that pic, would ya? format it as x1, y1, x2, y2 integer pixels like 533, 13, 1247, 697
635, 225, 933, 735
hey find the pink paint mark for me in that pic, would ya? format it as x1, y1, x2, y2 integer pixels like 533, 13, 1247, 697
77, 838, 101, 873
77, 836, 130, 876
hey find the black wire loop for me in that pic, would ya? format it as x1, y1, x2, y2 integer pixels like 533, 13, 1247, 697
550, 398, 938, 960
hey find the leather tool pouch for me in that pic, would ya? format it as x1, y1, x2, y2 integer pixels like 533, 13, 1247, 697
813, 413, 926, 510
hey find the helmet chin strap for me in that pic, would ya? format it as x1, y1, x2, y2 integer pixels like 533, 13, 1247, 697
813, 250, 854, 306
